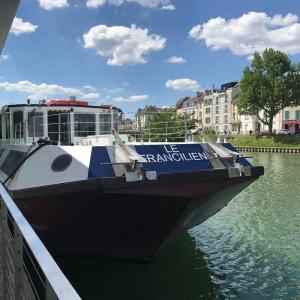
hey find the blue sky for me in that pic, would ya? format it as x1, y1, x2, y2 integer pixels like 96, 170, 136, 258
1, 0, 300, 116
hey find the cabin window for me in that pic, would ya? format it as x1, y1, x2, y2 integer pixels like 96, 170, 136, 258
100, 113, 111, 134
28, 112, 43, 137
112, 112, 120, 131
74, 114, 96, 137
1, 150, 26, 175
5, 112, 10, 139
13, 111, 24, 139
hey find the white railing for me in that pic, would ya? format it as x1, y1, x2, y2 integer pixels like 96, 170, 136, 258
11, 111, 197, 145
0, 183, 81, 300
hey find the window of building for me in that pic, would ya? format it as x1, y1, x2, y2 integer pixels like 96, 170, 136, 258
215, 106, 219, 114
74, 113, 96, 137
28, 112, 43, 137
224, 105, 228, 113
233, 113, 236, 121
205, 107, 211, 114
204, 99, 212, 106
296, 110, 300, 120
284, 111, 290, 120
205, 117, 211, 124
245, 115, 249, 120
224, 115, 228, 123
215, 97, 219, 104
215, 116, 219, 124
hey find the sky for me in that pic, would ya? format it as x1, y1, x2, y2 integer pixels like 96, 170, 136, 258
1, 0, 300, 117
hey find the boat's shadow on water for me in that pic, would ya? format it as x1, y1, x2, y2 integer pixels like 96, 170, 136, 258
56, 233, 222, 300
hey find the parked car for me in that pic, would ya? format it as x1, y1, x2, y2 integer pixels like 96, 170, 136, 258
276, 129, 293, 135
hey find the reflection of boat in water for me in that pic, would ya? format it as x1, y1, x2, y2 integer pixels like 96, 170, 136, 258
0, 100, 264, 260
57, 233, 220, 300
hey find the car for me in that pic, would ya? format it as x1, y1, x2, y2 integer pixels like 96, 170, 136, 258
276, 129, 293, 135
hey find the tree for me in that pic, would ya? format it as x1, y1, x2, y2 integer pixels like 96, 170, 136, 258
237, 48, 300, 134
144, 111, 196, 142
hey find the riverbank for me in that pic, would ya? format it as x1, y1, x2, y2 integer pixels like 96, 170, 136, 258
230, 135, 300, 148
196, 134, 300, 148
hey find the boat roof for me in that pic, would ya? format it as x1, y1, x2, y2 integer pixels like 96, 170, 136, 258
2, 103, 123, 113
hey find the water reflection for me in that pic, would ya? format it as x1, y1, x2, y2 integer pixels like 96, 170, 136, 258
57, 233, 221, 300
191, 153, 300, 299
58, 153, 300, 299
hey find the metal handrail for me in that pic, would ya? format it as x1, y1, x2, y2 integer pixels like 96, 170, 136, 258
11, 111, 196, 144
0, 183, 81, 300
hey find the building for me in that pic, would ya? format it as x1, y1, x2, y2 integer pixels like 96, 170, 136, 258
282, 105, 300, 132
176, 92, 204, 130
258, 106, 300, 133
203, 91, 213, 130
134, 105, 159, 131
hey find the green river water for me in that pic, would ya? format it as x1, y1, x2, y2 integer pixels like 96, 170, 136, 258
58, 153, 300, 300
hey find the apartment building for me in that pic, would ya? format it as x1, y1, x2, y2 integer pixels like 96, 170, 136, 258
203, 91, 213, 130
134, 105, 159, 131
176, 92, 204, 130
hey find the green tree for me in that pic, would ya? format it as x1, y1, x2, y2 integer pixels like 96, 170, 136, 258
237, 48, 300, 134
144, 111, 196, 142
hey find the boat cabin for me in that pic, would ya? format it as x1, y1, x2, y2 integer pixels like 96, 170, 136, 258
0, 99, 122, 146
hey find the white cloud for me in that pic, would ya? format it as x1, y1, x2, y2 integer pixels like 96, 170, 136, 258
0, 81, 100, 99
83, 24, 166, 66
86, 0, 175, 10
113, 94, 148, 102
166, 78, 200, 92
38, 0, 69, 10
189, 12, 300, 56
10, 17, 38, 36
166, 56, 186, 64
0, 54, 10, 62
161, 4, 175, 10
103, 87, 124, 94
83, 85, 98, 92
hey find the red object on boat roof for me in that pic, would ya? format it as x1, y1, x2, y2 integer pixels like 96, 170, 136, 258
46, 100, 89, 106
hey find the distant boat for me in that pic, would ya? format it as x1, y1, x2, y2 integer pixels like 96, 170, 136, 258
0, 99, 264, 261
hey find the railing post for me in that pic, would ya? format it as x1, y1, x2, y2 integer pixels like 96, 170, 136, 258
58, 113, 61, 146
14, 223, 23, 300
165, 121, 168, 142
0, 198, 9, 299
184, 113, 188, 142
33, 110, 36, 144
24, 119, 28, 145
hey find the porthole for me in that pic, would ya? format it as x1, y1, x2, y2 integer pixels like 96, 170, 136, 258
51, 154, 72, 172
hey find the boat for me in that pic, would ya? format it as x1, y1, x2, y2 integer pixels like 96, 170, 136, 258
0, 99, 264, 261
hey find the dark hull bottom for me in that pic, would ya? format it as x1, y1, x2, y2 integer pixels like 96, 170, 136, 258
11, 168, 263, 261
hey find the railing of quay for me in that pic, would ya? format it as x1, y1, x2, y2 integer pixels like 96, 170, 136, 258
0, 183, 81, 300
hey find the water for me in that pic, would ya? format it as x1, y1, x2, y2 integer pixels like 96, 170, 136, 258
57, 153, 300, 300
